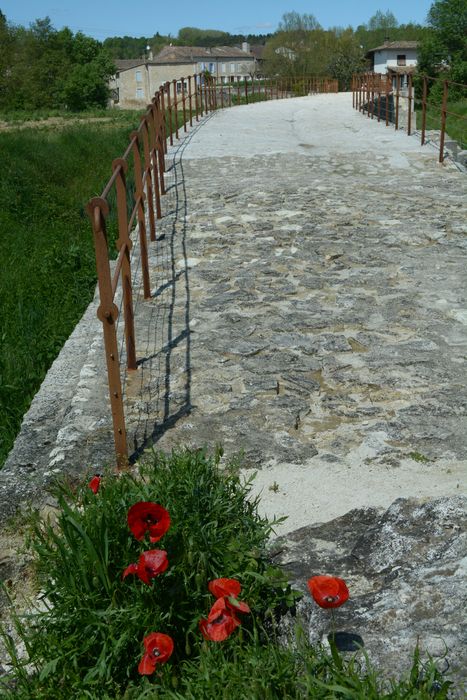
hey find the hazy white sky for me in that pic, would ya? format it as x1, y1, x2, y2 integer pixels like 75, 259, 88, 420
1, 0, 433, 40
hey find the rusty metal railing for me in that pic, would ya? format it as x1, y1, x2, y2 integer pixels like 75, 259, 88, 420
87, 74, 338, 466
352, 72, 467, 164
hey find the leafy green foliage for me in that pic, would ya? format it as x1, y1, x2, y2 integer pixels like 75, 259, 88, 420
427, 0, 467, 56
0, 113, 139, 465
262, 9, 428, 80
0, 13, 115, 111
1, 450, 452, 699
416, 96, 467, 148
1, 449, 293, 697
418, 0, 467, 92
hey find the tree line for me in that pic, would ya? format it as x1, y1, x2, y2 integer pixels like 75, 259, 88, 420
0, 12, 115, 111
0, 1, 464, 113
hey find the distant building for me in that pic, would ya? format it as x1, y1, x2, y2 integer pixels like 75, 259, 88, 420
366, 41, 419, 88
109, 44, 257, 109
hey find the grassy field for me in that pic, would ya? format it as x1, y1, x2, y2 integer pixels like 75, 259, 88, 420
0, 111, 141, 466
415, 98, 467, 149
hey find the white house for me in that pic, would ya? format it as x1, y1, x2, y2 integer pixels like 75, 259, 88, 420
366, 41, 419, 88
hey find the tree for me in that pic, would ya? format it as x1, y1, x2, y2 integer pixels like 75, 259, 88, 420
0, 10, 16, 108
0, 12, 116, 111
177, 27, 230, 47
367, 10, 398, 31
278, 11, 321, 32
327, 30, 366, 89
418, 0, 467, 101
427, 0, 467, 57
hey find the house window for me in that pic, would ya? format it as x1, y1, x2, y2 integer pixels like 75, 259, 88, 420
199, 62, 206, 71
397, 55, 406, 66
230, 63, 235, 72
136, 87, 144, 99
209, 62, 215, 73
221, 63, 226, 73
135, 70, 142, 82
111, 88, 119, 103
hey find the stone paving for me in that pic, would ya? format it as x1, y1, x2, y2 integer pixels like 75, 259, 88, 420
120, 94, 467, 531
1, 93, 466, 530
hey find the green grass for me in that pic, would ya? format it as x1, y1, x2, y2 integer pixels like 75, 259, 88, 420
0, 112, 140, 466
415, 98, 467, 150
408, 451, 431, 463
0, 108, 141, 124
0, 449, 452, 699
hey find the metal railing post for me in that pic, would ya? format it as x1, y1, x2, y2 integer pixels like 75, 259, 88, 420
188, 76, 193, 127
165, 82, 173, 146
395, 74, 400, 130
407, 74, 413, 135
86, 197, 128, 467
111, 159, 137, 371
140, 116, 156, 242
439, 79, 449, 163
172, 80, 179, 139
421, 76, 427, 146
181, 77, 187, 131
130, 131, 151, 299
194, 74, 200, 120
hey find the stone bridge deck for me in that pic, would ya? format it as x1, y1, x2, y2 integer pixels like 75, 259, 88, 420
129, 93, 466, 532
2, 93, 466, 531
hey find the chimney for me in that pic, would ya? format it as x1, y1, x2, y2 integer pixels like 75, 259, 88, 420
242, 41, 250, 53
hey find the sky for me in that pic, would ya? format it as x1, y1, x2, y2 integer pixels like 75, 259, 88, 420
0, 1, 433, 40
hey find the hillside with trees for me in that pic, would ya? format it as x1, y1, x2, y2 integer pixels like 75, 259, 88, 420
261, 10, 430, 89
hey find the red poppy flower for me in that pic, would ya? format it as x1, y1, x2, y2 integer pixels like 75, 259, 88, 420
208, 578, 242, 599
208, 578, 250, 613
88, 475, 101, 494
127, 501, 171, 542
199, 597, 241, 642
122, 549, 168, 585
307, 575, 349, 609
138, 632, 174, 675
225, 595, 251, 615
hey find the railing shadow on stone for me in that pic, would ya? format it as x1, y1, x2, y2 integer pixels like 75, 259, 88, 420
87, 74, 339, 467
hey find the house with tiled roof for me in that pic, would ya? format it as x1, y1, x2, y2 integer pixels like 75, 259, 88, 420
366, 41, 419, 88
109, 44, 257, 108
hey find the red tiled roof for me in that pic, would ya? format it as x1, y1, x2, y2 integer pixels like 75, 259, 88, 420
367, 41, 419, 55
154, 45, 253, 63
